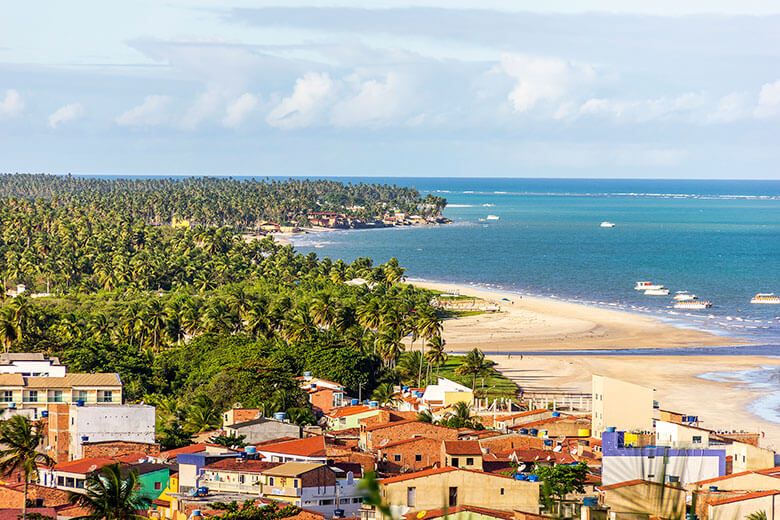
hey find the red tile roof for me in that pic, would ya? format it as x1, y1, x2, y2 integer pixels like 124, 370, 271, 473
444, 440, 482, 455
709, 490, 780, 506
257, 436, 326, 457
403, 505, 515, 520
694, 471, 755, 485
511, 416, 572, 429
159, 443, 209, 458
53, 456, 116, 474
379, 437, 435, 450
0, 509, 57, 520
380, 466, 516, 484
328, 405, 377, 418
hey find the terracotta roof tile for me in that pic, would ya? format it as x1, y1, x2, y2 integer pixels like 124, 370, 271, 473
444, 440, 482, 455
257, 436, 326, 457
709, 490, 780, 506
203, 459, 281, 473
327, 405, 377, 418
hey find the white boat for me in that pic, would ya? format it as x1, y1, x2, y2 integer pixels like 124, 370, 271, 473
674, 300, 712, 310
750, 293, 780, 304
635, 281, 664, 291
600, 221, 616, 228
486, 215, 500, 220
644, 288, 670, 296
673, 291, 698, 301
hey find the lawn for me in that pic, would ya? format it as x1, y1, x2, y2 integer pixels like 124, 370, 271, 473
434, 354, 519, 399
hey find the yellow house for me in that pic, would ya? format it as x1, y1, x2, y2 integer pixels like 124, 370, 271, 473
149, 473, 179, 520
377, 467, 539, 520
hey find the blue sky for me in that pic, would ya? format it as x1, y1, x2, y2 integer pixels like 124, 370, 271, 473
1, 1, 779, 179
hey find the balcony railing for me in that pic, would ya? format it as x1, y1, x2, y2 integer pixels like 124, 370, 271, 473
267, 486, 302, 497
199, 478, 263, 495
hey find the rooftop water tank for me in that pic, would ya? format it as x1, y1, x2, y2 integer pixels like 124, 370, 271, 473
274, 412, 287, 421
528, 475, 540, 482
544, 439, 553, 446
351, 399, 359, 405
709, 486, 718, 492
192, 510, 201, 517
538, 429, 547, 438
303, 371, 312, 378
76, 400, 85, 407
583, 497, 598, 507
81, 436, 89, 442
369, 400, 379, 408
237, 451, 247, 459
552, 412, 560, 417
528, 429, 538, 436
519, 428, 529, 435
577, 429, 591, 437
334, 510, 345, 518
245, 446, 257, 455
514, 474, 526, 480
606, 426, 616, 433
41, 411, 49, 418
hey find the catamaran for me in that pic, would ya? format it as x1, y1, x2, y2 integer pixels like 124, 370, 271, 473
635, 281, 664, 291
600, 221, 616, 228
673, 291, 698, 301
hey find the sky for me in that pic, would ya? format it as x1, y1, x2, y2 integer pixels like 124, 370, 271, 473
1, 1, 779, 179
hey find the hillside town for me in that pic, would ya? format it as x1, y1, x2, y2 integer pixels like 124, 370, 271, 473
1, 352, 778, 520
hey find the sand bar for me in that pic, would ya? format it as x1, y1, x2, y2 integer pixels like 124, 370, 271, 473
409, 280, 743, 351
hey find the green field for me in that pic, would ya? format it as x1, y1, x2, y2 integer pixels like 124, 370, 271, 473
435, 354, 519, 399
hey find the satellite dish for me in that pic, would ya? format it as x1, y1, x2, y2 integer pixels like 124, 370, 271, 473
553, 445, 562, 452
518, 464, 527, 472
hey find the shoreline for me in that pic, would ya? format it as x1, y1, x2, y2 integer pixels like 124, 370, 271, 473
407, 279, 745, 351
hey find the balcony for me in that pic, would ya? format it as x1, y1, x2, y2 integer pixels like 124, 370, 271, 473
267, 486, 303, 498
199, 478, 263, 495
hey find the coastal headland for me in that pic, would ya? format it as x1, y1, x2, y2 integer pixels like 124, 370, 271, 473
409, 280, 780, 447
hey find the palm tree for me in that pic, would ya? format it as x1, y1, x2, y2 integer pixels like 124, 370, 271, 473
184, 396, 221, 434
0, 415, 55, 520
0, 306, 20, 353
371, 383, 399, 407
67, 462, 149, 520
425, 335, 448, 380
455, 348, 491, 390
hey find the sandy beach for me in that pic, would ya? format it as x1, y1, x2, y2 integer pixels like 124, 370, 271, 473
408, 280, 780, 447
410, 280, 742, 351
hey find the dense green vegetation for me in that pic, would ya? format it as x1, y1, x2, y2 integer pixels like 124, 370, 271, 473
0, 174, 465, 443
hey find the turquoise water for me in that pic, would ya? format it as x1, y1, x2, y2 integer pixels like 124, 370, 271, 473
290, 177, 780, 345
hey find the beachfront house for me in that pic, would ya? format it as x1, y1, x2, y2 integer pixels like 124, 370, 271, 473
592, 375, 655, 438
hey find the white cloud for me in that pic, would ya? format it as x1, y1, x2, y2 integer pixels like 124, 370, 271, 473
222, 93, 259, 128
48, 102, 84, 128
708, 92, 751, 123
754, 79, 780, 118
330, 72, 415, 127
266, 72, 336, 129
115, 95, 171, 127
0, 89, 24, 119
500, 54, 596, 113
181, 87, 227, 130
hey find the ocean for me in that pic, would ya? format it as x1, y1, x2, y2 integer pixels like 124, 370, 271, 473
289, 177, 780, 347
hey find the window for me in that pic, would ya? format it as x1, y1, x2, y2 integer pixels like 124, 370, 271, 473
65, 477, 75, 488
269, 477, 275, 486
1, 391, 12, 402
407, 487, 416, 507
352, 498, 362, 503
500, 488, 505, 495
24, 391, 38, 403
319, 500, 334, 506
448, 487, 458, 507
394, 454, 401, 462
415, 454, 422, 462
57, 476, 65, 486
238, 475, 245, 484
155, 481, 162, 490
466, 457, 474, 466
692, 436, 702, 444
49, 390, 63, 403
98, 390, 113, 403
451, 457, 459, 467
293, 479, 299, 488
76, 479, 85, 489
75, 390, 88, 402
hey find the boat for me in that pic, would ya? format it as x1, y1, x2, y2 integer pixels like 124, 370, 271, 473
750, 293, 780, 304
674, 301, 712, 310
644, 288, 670, 296
486, 215, 500, 220
673, 291, 698, 301
600, 221, 616, 228
634, 281, 664, 291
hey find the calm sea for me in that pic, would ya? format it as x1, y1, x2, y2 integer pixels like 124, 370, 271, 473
288, 177, 780, 347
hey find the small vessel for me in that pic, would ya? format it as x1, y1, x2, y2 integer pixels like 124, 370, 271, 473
486, 215, 500, 220
673, 291, 698, 301
750, 293, 780, 304
600, 221, 616, 228
645, 288, 670, 296
635, 281, 664, 291
674, 300, 712, 310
